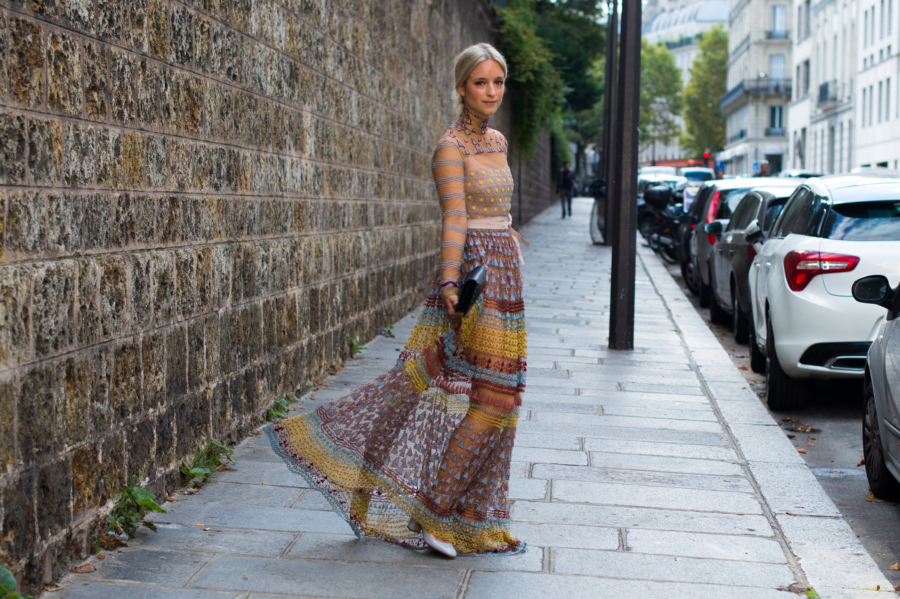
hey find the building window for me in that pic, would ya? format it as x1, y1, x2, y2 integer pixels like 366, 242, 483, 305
870, 84, 875, 125
770, 106, 784, 129
872, 7, 877, 46
863, 87, 868, 126
882, 0, 886, 39
770, 54, 786, 85
803, 60, 810, 95
879, 80, 884, 122
890, 0, 894, 35
865, 9, 869, 47
772, 5, 787, 35
888, 78, 892, 120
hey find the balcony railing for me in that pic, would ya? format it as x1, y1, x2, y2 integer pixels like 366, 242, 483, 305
817, 79, 853, 108
765, 30, 790, 40
728, 129, 747, 144
665, 36, 696, 50
720, 78, 793, 111
765, 127, 785, 137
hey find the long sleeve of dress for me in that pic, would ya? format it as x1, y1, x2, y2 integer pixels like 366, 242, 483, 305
431, 137, 467, 298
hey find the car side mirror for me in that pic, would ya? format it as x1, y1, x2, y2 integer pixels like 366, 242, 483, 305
745, 219, 764, 245
703, 220, 723, 235
852, 275, 896, 312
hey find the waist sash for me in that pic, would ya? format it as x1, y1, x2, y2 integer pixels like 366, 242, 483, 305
467, 214, 530, 265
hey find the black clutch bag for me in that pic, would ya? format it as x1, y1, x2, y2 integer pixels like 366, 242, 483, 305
456, 265, 487, 315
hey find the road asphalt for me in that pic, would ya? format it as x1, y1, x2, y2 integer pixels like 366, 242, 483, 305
46, 198, 894, 599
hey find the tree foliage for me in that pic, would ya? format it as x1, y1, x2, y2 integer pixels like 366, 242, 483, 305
640, 39, 683, 149
681, 25, 728, 157
495, 0, 564, 160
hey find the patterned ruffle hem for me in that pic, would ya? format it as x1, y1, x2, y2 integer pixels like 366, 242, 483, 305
267, 229, 527, 555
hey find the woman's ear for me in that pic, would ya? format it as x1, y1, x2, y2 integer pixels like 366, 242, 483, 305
456, 84, 465, 100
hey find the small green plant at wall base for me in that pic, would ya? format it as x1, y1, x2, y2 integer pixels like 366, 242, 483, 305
349, 333, 368, 357
804, 589, 821, 599
381, 324, 395, 338
106, 473, 166, 538
266, 395, 299, 422
0, 564, 32, 599
181, 439, 237, 487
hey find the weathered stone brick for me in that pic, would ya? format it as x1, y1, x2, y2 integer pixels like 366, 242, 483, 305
98, 256, 129, 339
71, 444, 101, 515
28, 118, 63, 185
37, 459, 72, 542
0, 112, 26, 185
0, 375, 15, 468
63, 123, 96, 187
166, 139, 194, 191
127, 419, 155, 479
130, 252, 152, 330
187, 319, 205, 390
9, 18, 44, 109
144, 135, 169, 189
98, 0, 147, 49
0, 15, 8, 100
175, 248, 196, 319
110, 341, 141, 419
148, 0, 170, 60
110, 49, 137, 125
123, 131, 145, 188
152, 250, 176, 326
83, 193, 112, 250
96, 128, 123, 188
18, 363, 56, 465
181, 197, 202, 243
33, 261, 76, 357
157, 196, 182, 244
47, 32, 83, 116
137, 59, 164, 128
5, 191, 45, 257
196, 16, 211, 72
170, 5, 195, 66
46, 193, 83, 255
165, 325, 187, 399
141, 331, 165, 410
195, 247, 212, 313
1, 470, 37, 562
56, 355, 90, 449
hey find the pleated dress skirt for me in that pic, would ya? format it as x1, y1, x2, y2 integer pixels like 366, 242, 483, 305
267, 229, 527, 555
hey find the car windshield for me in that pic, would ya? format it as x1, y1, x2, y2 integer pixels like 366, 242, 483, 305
822, 201, 900, 240
683, 171, 713, 182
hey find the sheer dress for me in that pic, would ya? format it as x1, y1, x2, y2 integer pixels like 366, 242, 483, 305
268, 109, 527, 555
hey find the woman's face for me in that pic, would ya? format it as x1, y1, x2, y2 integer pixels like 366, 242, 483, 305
458, 59, 505, 117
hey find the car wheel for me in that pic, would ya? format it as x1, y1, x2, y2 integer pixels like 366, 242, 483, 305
698, 260, 712, 308
732, 289, 750, 343
765, 313, 807, 410
682, 258, 700, 295
748, 310, 766, 374
709, 268, 729, 324
863, 385, 900, 499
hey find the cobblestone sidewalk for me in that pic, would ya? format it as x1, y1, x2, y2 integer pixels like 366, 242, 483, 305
48, 199, 892, 599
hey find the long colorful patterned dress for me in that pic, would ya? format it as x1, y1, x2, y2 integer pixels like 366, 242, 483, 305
267, 109, 527, 555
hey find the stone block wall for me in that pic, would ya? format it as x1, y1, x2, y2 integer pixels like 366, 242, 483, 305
0, 0, 552, 591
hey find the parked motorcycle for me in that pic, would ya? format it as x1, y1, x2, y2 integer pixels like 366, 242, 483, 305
644, 185, 681, 264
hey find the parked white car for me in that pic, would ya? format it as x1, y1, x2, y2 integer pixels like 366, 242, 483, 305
747, 173, 900, 410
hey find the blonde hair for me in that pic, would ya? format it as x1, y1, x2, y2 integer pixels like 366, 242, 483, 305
452, 43, 508, 114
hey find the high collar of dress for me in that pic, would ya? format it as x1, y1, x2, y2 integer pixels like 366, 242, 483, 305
458, 108, 489, 135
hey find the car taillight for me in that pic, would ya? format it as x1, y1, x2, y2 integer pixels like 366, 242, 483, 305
706, 191, 720, 245
746, 244, 757, 259
783, 250, 860, 292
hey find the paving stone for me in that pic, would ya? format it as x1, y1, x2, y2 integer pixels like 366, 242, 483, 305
625, 528, 788, 563
232, 447, 285, 462
577, 388, 708, 403
600, 404, 717, 420
133, 523, 295, 557
749, 463, 843, 517
510, 522, 619, 550
291, 489, 333, 510
551, 479, 761, 514
536, 463, 752, 494
464, 571, 797, 599
154, 500, 348, 534
509, 478, 548, 501
285, 533, 543, 572
55, 583, 238, 599
513, 432, 581, 450
536, 411, 724, 433
190, 555, 463, 598
582, 438, 740, 461
715, 399, 779, 425
588, 451, 745, 477
94, 549, 207, 584
728, 423, 806, 465
511, 447, 588, 466
553, 548, 796, 588
178, 481, 299, 508
210, 460, 312, 487
517, 421, 729, 446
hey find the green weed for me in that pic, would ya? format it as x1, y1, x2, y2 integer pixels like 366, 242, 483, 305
380, 324, 395, 338
180, 438, 237, 487
0, 564, 31, 599
266, 395, 298, 422
106, 472, 166, 538
349, 333, 368, 357
804, 589, 821, 599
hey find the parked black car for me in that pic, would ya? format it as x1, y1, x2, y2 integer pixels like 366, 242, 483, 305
684, 177, 790, 307
705, 183, 801, 353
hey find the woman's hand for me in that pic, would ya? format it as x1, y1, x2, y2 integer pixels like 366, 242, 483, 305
444, 294, 463, 319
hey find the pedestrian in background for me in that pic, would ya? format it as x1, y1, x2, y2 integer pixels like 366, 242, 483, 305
267, 43, 527, 560
557, 161, 575, 218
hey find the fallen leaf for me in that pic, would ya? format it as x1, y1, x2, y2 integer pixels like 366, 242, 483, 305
166, 496, 175, 502
798, 448, 807, 454
893, 585, 899, 591
71, 564, 95, 574
787, 434, 796, 439
195, 524, 204, 527
808, 443, 815, 447
888, 563, 900, 571
858, 458, 866, 466
204, 528, 211, 531
807, 436, 816, 440
97, 554, 105, 560
738, 365, 749, 370
781, 418, 800, 423
786, 512, 798, 516
220, 467, 232, 472
261, 482, 266, 486
44, 584, 64, 592
723, 479, 731, 482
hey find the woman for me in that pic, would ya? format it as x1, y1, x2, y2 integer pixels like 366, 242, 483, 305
267, 43, 526, 558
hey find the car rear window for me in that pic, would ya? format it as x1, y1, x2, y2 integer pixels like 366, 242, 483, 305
822, 201, 900, 240
716, 188, 752, 219
684, 171, 713, 182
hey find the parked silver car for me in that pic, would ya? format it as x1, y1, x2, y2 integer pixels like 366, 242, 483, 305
853, 275, 900, 498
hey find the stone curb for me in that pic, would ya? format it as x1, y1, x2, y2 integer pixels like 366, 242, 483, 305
636, 243, 893, 597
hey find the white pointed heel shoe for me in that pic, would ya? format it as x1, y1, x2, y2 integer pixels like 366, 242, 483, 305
423, 529, 457, 558
407, 518, 422, 533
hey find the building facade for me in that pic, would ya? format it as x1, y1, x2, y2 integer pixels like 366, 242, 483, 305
854, 0, 900, 168
788, 0, 856, 174
640, 0, 730, 166
720, 0, 793, 175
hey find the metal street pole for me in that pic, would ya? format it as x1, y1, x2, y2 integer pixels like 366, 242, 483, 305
601, 0, 618, 246
608, 0, 641, 351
